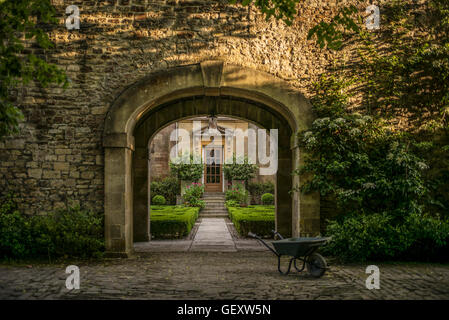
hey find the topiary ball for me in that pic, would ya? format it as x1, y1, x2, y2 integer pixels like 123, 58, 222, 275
152, 195, 166, 205
261, 193, 274, 205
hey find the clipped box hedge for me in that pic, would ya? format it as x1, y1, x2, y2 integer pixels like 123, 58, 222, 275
227, 205, 275, 238
150, 205, 200, 239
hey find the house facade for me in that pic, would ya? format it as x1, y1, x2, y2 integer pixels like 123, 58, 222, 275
149, 116, 275, 193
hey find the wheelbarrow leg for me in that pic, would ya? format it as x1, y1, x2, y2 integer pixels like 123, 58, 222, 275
293, 258, 306, 272
277, 256, 296, 275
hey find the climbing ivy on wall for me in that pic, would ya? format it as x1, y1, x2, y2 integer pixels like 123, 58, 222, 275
292, 0, 449, 261
0, 0, 68, 139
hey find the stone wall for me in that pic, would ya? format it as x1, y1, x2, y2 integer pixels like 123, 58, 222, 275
0, 0, 364, 216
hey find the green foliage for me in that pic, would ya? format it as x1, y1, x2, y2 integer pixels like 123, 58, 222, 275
182, 182, 205, 208
0, 0, 68, 139
150, 205, 200, 239
225, 182, 249, 205
307, 5, 360, 50
225, 200, 240, 207
310, 75, 355, 118
309, 0, 449, 131
150, 176, 180, 205
416, 134, 449, 217
0, 195, 104, 260
152, 195, 166, 205
230, 0, 301, 26
223, 154, 258, 181
297, 111, 428, 219
227, 205, 275, 238
302, 0, 449, 261
247, 181, 275, 204
323, 212, 449, 262
169, 153, 203, 181
261, 193, 274, 205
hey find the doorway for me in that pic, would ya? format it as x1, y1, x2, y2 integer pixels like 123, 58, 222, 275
203, 146, 223, 192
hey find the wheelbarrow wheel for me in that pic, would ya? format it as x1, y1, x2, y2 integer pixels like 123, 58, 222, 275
306, 253, 327, 278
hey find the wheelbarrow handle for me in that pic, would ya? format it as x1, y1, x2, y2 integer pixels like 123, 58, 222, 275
248, 232, 280, 257
271, 230, 284, 240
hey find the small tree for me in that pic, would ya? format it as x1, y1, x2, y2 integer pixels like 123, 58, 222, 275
169, 153, 203, 181
223, 154, 258, 182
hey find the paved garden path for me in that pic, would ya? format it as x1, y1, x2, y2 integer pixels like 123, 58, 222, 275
1, 252, 448, 299
190, 218, 236, 252
134, 217, 266, 252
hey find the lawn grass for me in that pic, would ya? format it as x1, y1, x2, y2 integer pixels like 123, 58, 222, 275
150, 205, 200, 239
226, 205, 275, 238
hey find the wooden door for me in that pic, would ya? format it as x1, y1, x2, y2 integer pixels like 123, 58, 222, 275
204, 147, 222, 192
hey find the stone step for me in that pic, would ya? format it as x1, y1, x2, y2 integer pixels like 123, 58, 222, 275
202, 195, 226, 199
202, 207, 227, 210
199, 213, 229, 218
201, 210, 228, 214
201, 212, 228, 216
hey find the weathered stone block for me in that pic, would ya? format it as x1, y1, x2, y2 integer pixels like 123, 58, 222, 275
42, 170, 61, 179
28, 169, 43, 179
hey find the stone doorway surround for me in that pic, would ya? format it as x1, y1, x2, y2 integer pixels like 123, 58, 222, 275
103, 60, 319, 257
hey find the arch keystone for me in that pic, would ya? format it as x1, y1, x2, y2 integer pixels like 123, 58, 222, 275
200, 60, 224, 96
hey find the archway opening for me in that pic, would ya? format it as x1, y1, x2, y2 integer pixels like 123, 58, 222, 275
132, 95, 293, 242
103, 61, 319, 257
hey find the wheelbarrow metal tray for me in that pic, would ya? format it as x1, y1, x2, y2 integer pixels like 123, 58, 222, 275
272, 237, 328, 257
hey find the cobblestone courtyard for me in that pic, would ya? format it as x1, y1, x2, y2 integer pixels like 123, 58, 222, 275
1, 252, 448, 300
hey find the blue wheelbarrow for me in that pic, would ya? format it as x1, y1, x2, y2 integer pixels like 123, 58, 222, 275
248, 230, 330, 278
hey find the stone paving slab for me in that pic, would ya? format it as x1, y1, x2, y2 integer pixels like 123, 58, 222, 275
134, 241, 193, 252
234, 240, 268, 251
134, 217, 267, 253
1, 252, 448, 300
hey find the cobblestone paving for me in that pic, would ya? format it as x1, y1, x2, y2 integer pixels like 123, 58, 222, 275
0, 252, 448, 300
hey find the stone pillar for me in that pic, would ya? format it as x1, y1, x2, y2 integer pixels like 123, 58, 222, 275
291, 143, 301, 237
133, 146, 150, 242
275, 149, 293, 238
298, 146, 321, 236
104, 145, 134, 257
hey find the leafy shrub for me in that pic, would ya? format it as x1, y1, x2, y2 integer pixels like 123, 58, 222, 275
150, 205, 200, 239
322, 212, 449, 262
170, 153, 203, 181
226, 205, 275, 238
150, 176, 180, 205
183, 182, 205, 208
248, 181, 275, 204
152, 195, 166, 205
185, 198, 205, 209
297, 112, 429, 219
261, 193, 274, 205
225, 182, 249, 205
223, 154, 258, 181
0, 194, 104, 260
225, 200, 240, 207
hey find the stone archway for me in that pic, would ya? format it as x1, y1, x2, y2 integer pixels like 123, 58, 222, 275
103, 60, 319, 257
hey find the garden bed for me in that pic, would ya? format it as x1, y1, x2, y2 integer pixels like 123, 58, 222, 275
150, 205, 200, 239
226, 205, 275, 238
